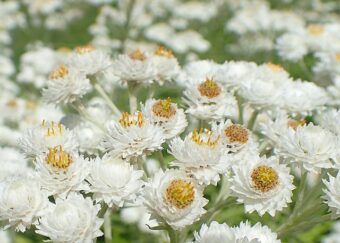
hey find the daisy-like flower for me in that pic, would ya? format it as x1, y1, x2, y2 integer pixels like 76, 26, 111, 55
111, 49, 157, 85
35, 146, 90, 197
86, 155, 144, 208
43, 64, 92, 104
323, 173, 340, 217
0, 176, 49, 232
230, 156, 294, 216
276, 124, 338, 173
193, 221, 236, 243
184, 77, 237, 120
169, 128, 225, 185
234, 221, 281, 243
142, 169, 208, 230
68, 44, 112, 77
102, 111, 165, 161
142, 97, 187, 139
317, 109, 340, 135
151, 46, 180, 84
36, 193, 103, 243
19, 120, 78, 158
0, 147, 31, 181
213, 119, 256, 154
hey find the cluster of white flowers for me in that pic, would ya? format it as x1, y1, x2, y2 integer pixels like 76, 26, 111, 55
1, 0, 340, 242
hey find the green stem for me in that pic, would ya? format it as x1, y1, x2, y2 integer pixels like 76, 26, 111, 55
236, 94, 244, 124
247, 110, 259, 130
104, 209, 112, 243
120, 0, 136, 53
128, 82, 138, 113
157, 150, 166, 169
93, 83, 121, 115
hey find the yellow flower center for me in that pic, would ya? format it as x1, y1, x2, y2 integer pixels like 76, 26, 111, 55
75, 44, 95, 54
191, 128, 220, 147
152, 98, 177, 118
6, 99, 17, 108
42, 120, 64, 137
165, 179, 195, 209
307, 24, 324, 36
336, 52, 340, 62
266, 63, 284, 72
287, 119, 306, 130
129, 49, 146, 61
154, 46, 174, 58
46, 146, 73, 169
50, 64, 69, 80
251, 165, 279, 193
198, 78, 221, 98
57, 47, 71, 54
119, 112, 145, 128
224, 124, 249, 144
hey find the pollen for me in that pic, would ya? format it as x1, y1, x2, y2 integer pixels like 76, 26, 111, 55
165, 179, 195, 209
129, 49, 146, 61
152, 98, 176, 118
224, 124, 249, 144
46, 145, 73, 170
75, 44, 95, 54
119, 112, 145, 128
198, 78, 221, 98
266, 63, 284, 72
192, 128, 220, 147
287, 119, 306, 130
336, 52, 340, 62
251, 165, 279, 193
50, 64, 69, 80
42, 121, 64, 137
155, 46, 174, 58
307, 24, 324, 36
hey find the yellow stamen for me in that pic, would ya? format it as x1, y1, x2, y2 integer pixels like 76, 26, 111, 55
192, 128, 220, 147
129, 49, 146, 61
75, 44, 95, 54
198, 78, 221, 98
165, 179, 195, 209
251, 165, 279, 193
152, 98, 176, 118
50, 64, 69, 80
307, 24, 324, 36
336, 52, 340, 62
42, 121, 64, 137
154, 46, 174, 58
46, 145, 73, 169
6, 99, 17, 108
266, 63, 284, 72
119, 112, 145, 128
287, 119, 306, 130
224, 124, 249, 144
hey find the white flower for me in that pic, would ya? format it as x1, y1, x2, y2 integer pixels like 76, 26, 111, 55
317, 109, 340, 135
142, 169, 208, 230
277, 124, 338, 173
324, 173, 340, 217
35, 147, 90, 197
230, 156, 295, 216
36, 193, 103, 243
68, 44, 112, 76
328, 76, 340, 105
322, 221, 340, 243
169, 129, 225, 185
19, 120, 78, 158
43, 64, 92, 104
150, 46, 180, 84
234, 221, 281, 243
86, 155, 143, 207
280, 80, 329, 116
142, 98, 187, 139
0, 176, 49, 232
0, 147, 30, 181
193, 221, 236, 243
276, 33, 308, 61
102, 111, 165, 161
0, 229, 10, 243
111, 49, 157, 85
184, 77, 237, 120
